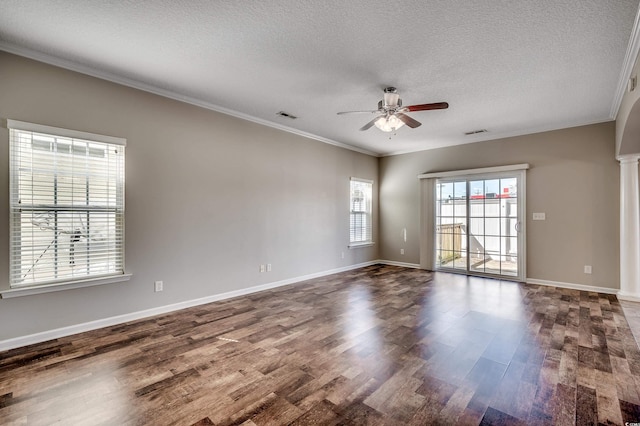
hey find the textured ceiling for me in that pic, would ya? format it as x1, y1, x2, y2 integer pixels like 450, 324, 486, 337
0, 1, 639, 156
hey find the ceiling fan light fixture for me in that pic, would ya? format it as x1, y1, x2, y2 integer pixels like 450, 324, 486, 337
374, 115, 405, 132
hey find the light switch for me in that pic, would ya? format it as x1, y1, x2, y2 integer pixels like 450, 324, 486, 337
533, 212, 546, 220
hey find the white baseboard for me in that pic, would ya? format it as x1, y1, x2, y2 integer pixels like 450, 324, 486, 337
0, 261, 379, 352
617, 292, 640, 302
526, 278, 619, 295
377, 260, 421, 269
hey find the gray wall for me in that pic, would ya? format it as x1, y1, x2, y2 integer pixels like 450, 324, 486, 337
0, 52, 378, 341
379, 122, 620, 289
0, 51, 623, 343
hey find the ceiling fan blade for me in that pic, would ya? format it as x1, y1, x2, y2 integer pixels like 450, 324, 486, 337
337, 110, 379, 115
405, 102, 449, 112
396, 113, 422, 128
360, 116, 383, 131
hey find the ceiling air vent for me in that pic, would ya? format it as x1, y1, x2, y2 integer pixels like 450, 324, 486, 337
276, 111, 297, 120
464, 129, 488, 136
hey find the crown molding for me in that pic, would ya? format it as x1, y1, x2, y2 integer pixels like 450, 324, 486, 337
2, 36, 629, 159
381, 117, 613, 157
0, 42, 380, 158
610, 3, 640, 119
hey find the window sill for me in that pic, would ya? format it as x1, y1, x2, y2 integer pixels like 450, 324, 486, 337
0, 274, 132, 299
348, 242, 376, 249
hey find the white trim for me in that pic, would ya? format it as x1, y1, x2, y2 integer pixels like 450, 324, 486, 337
0, 43, 377, 157
377, 260, 421, 269
350, 177, 374, 184
418, 163, 530, 179
6, 119, 126, 146
348, 242, 375, 249
610, 3, 640, 119
429, 168, 527, 282
0, 262, 376, 351
0, 274, 132, 299
526, 278, 618, 295
618, 292, 640, 302
617, 153, 640, 163
383, 118, 612, 157
1, 42, 624, 159
6, 263, 623, 351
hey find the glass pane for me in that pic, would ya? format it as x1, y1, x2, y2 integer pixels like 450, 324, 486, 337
484, 179, 500, 199
508, 218, 519, 234
484, 198, 500, 217
505, 237, 518, 256
485, 236, 500, 257
453, 181, 466, 200
500, 177, 517, 198
470, 180, 484, 200
470, 235, 484, 257
504, 218, 518, 237
469, 199, 484, 217
452, 252, 466, 270
485, 218, 500, 236
470, 250, 486, 272
453, 218, 467, 251
438, 182, 453, 201
438, 249, 455, 267
453, 199, 466, 218
14, 210, 121, 285
469, 218, 484, 237
437, 218, 454, 232
502, 255, 518, 276
440, 200, 454, 217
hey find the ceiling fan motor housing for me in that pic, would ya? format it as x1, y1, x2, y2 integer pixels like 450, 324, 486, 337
383, 87, 401, 108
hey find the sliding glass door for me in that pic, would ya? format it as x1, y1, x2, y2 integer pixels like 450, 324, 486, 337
435, 171, 525, 281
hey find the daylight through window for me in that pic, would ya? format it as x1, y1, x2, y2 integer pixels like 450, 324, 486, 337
8, 120, 125, 288
350, 178, 373, 245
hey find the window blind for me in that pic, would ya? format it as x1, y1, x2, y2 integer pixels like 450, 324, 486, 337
8, 120, 125, 288
350, 178, 373, 244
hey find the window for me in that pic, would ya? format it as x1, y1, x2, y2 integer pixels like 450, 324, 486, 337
418, 164, 528, 281
349, 178, 373, 246
8, 120, 125, 289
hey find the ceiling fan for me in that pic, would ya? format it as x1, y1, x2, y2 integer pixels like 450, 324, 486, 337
337, 87, 448, 132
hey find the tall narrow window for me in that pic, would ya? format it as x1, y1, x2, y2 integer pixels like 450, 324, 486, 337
349, 178, 373, 246
9, 120, 125, 288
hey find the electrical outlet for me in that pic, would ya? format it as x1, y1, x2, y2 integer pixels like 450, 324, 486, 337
341, 251, 345, 259
400, 249, 404, 255
584, 265, 592, 274
154, 281, 163, 292
259, 264, 265, 273
267, 263, 272, 272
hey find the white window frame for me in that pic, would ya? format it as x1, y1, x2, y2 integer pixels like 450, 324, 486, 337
418, 164, 528, 280
349, 177, 374, 248
2, 120, 130, 298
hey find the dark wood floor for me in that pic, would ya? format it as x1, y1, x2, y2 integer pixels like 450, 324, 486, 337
2, 265, 640, 425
